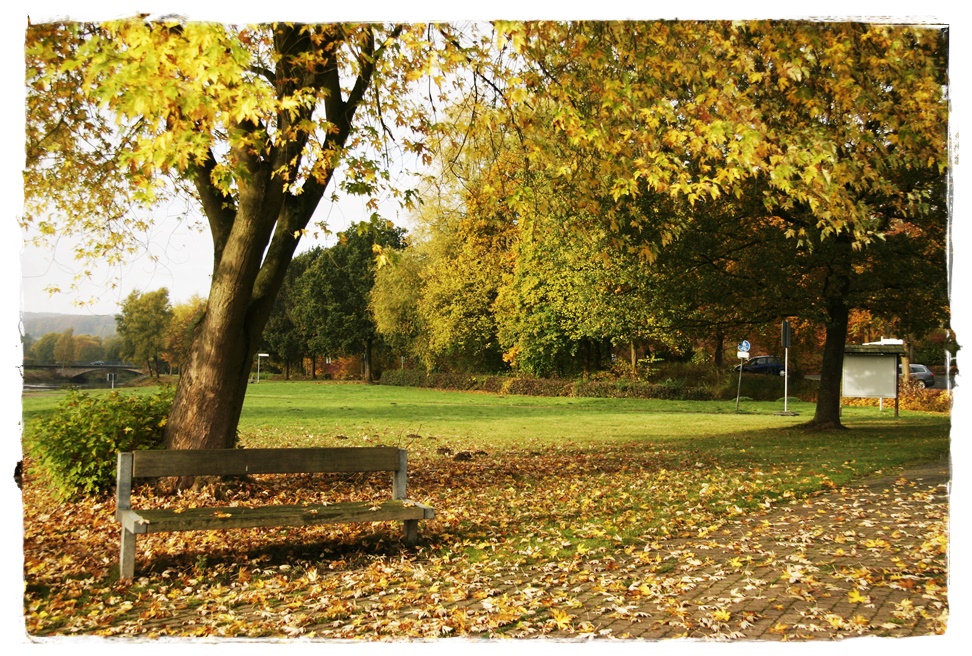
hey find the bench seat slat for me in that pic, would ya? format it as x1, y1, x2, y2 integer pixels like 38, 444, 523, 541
131, 447, 402, 478
119, 499, 435, 534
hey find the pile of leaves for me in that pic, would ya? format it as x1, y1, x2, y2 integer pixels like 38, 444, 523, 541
21, 436, 948, 640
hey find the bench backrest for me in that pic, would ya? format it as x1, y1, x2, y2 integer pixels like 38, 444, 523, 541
116, 448, 411, 517
123, 447, 405, 478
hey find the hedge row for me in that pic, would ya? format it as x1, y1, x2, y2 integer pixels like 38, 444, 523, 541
378, 369, 726, 401
380, 369, 952, 412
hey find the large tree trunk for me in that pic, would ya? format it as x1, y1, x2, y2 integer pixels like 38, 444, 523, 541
163, 318, 253, 451
806, 237, 854, 429
364, 338, 374, 383
164, 201, 286, 450
810, 296, 850, 429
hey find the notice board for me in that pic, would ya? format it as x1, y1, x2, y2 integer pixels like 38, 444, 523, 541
842, 353, 898, 399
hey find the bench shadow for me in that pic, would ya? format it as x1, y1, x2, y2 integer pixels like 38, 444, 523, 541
137, 527, 419, 577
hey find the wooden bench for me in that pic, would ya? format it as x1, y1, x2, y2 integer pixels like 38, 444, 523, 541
115, 447, 434, 579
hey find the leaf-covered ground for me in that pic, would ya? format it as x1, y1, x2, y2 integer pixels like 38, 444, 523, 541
22, 437, 948, 640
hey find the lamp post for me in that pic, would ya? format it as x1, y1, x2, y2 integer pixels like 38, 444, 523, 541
256, 353, 269, 383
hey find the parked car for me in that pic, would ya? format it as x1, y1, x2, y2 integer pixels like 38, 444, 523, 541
734, 355, 785, 376
899, 363, 935, 388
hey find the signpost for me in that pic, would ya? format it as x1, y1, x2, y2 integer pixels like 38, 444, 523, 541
782, 320, 792, 413
256, 353, 269, 383
776, 320, 800, 416
735, 340, 750, 413
732, 326, 799, 416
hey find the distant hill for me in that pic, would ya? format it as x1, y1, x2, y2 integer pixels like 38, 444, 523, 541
22, 312, 117, 339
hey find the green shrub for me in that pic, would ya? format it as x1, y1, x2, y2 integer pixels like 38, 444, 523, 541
587, 378, 711, 401
28, 386, 175, 499
379, 367, 826, 403
651, 362, 725, 388
476, 376, 508, 394
710, 372, 818, 402
504, 377, 574, 396
378, 369, 429, 388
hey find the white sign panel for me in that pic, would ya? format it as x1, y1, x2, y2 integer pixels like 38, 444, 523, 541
737, 351, 749, 359
842, 354, 898, 399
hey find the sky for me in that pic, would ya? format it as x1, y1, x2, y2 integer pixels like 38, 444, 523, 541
19, 180, 406, 316
4, 1, 972, 651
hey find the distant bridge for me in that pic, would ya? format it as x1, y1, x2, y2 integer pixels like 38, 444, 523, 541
23, 363, 145, 385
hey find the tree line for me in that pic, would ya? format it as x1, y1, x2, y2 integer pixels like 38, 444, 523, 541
260, 219, 405, 382
24, 290, 206, 378
259, 196, 950, 387
24, 329, 124, 366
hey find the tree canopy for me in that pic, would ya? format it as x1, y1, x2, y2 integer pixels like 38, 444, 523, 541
115, 288, 173, 377
495, 21, 947, 244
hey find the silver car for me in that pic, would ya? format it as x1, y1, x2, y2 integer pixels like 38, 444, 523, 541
899, 363, 935, 388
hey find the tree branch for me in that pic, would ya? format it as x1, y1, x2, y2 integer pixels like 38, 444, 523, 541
252, 25, 393, 325
191, 148, 236, 269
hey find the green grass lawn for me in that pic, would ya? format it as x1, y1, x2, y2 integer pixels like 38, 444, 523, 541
238, 380, 816, 448
241, 381, 945, 453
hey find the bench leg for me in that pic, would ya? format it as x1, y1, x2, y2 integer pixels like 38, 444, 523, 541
403, 519, 418, 547
120, 528, 137, 579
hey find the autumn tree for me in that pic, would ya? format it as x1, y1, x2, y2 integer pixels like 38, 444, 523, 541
493, 20, 948, 427
371, 188, 516, 374
494, 201, 694, 378
103, 335, 125, 363
164, 295, 207, 374
371, 105, 521, 374
115, 288, 173, 378
409, 205, 514, 373
291, 220, 405, 381
74, 334, 106, 363
370, 248, 426, 365
53, 328, 76, 364
28, 332, 59, 364
25, 19, 491, 451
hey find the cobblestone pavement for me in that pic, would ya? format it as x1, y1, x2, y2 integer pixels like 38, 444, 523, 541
436, 459, 951, 641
